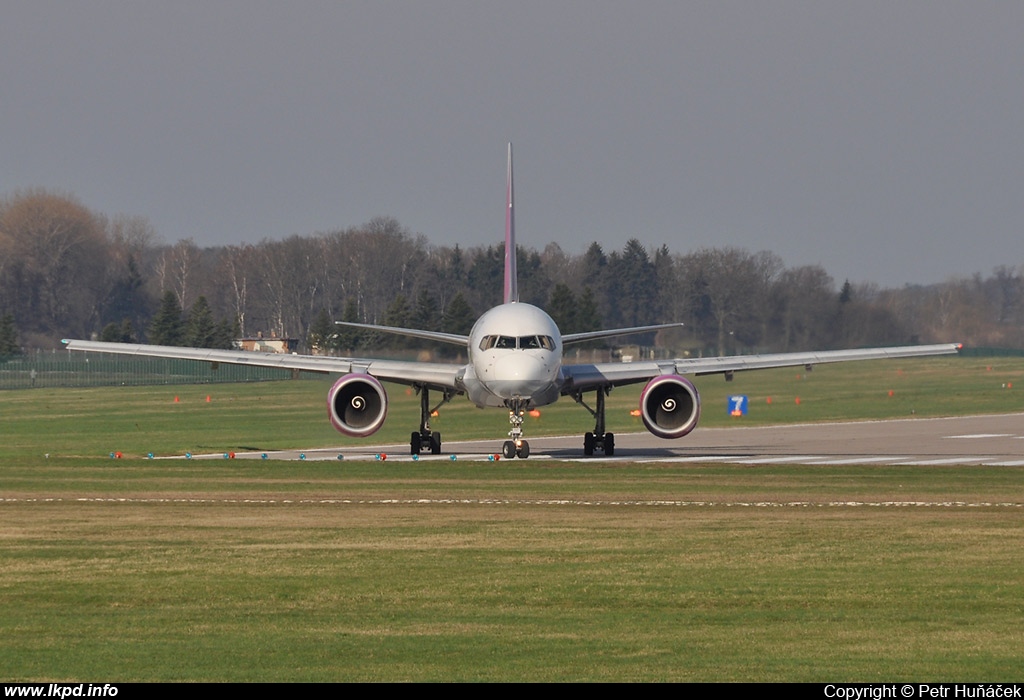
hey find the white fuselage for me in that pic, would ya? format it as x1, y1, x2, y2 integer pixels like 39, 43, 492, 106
461, 302, 564, 408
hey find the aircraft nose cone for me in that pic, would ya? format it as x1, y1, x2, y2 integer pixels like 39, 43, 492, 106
492, 353, 554, 397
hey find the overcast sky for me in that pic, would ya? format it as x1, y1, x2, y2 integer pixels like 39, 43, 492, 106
3, 1, 1022, 287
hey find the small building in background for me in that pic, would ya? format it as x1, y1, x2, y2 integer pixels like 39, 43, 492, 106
236, 333, 299, 354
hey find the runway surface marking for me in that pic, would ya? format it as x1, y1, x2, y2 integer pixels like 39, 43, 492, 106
163, 451, 1024, 468
731, 456, 818, 464
892, 457, 995, 465
945, 433, 1016, 439
4, 497, 1022, 508
797, 457, 900, 465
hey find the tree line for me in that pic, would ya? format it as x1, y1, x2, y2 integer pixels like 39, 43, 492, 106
2, 188, 1023, 358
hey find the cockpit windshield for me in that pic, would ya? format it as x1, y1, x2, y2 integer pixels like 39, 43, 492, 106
479, 335, 555, 351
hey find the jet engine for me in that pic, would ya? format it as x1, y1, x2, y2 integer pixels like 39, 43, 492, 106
327, 373, 388, 437
640, 374, 701, 439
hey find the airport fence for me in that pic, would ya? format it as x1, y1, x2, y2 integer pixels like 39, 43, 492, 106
958, 346, 1024, 358
3, 345, 1019, 391
0, 350, 324, 390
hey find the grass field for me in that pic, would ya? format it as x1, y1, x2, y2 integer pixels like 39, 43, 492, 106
2, 356, 1023, 681
4, 355, 1022, 458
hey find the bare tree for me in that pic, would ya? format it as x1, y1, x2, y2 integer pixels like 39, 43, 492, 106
214, 244, 257, 337
154, 238, 202, 310
682, 247, 765, 355
103, 214, 158, 332
0, 189, 111, 339
772, 265, 836, 351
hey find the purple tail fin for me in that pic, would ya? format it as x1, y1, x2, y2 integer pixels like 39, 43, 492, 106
504, 142, 518, 304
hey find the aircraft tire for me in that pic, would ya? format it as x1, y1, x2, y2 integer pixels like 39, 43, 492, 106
583, 432, 595, 456
430, 432, 442, 455
517, 441, 530, 459
502, 441, 517, 459
411, 432, 422, 455
604, 432, 615, 457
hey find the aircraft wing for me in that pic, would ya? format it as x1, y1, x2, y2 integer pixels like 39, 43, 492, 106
60, 339, 464, 391
561, 343, 962, 394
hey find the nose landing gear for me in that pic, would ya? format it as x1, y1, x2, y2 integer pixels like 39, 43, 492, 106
502, 399, 530, 458
501, 439, 530, 459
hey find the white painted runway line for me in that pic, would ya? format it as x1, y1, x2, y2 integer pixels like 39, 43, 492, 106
890, 457, 992, 465
4, 497, 1021, 508
945, 433, 1015, 439
731, 456, 819, 464
799, 457, 900, 465
163, 451, 1024, 468
636, 455, 753, 464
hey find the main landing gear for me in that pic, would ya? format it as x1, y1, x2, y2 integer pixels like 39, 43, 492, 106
410, 385, 453, 456
573, 387, 615, 457
501, 398, 531, 459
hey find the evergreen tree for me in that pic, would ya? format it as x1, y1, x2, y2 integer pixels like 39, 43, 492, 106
308, 308, 335, 354
0, 314, 20, 358
577, 287, 602, 333
515, 246, 549, 305
614, 239, 656, 329
547, 284, 578, 334
335, 299, 362, 352
414, 290, 439, 332
581, 242, 608, 284
100, 322, 121, 343
580, 242, 609, 322
185, 296, 217, 348
466, 245, 503, 307
120, 319, 138, 344
103, 256, 150, 334
839, 280, 853, 304
573, 287, 604, 349
382, 295, 412, 349
100, 318, 138, 344
212, 318, 237, 350
148, 291, 185, 346
441, 292, 475, 336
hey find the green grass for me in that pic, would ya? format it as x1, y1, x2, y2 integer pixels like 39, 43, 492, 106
1, 356, 1023, 680
2, 355, 1021, 458
3, 466, 1022, 682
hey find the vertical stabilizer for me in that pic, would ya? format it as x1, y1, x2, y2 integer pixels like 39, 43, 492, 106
504, 142, 518, 304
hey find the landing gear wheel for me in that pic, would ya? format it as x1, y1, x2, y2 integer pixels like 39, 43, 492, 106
576, 388, 613, 457
412, 384, 453, 457
517, 441, 530, 459
502, 441, 517, 459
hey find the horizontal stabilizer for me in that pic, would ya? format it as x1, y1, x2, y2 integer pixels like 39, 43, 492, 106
562, 323, 684, 346
334, 321, 469, 347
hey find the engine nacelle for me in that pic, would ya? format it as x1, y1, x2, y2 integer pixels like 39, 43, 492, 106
640, 374, 701, 439
327, 373, 388, 437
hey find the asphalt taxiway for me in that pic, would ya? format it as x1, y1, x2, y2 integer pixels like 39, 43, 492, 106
183, 413, 1024, 466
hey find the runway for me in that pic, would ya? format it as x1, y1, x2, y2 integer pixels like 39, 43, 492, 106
183, 413, 1024, 466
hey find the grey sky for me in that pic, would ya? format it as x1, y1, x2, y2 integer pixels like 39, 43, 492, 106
3, 1, 1022, 287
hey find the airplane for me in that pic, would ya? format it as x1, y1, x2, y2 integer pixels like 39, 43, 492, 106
63, 144, 961, 459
